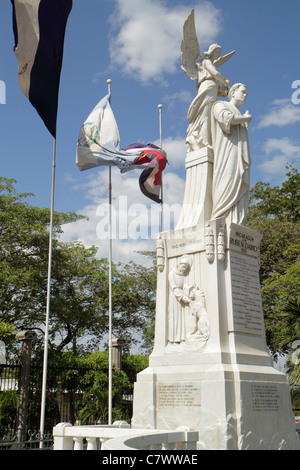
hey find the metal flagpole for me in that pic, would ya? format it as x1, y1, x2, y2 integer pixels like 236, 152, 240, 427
158, 104, 164, 232
107, 79, 113, 426
39, 137, 56, 448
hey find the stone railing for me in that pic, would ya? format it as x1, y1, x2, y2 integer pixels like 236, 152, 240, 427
53, 422, 199, 451
102, 429, 199, 451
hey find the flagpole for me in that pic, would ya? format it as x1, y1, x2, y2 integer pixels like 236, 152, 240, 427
158, 104, 164, 232
107, 79, 113, 426
39, 137, 56, 448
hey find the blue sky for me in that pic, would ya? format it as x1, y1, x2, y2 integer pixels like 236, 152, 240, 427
1, 0, 300, 264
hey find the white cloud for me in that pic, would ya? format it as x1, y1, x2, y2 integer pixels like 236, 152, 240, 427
61, 162, 187, 264
153, 136, 187, 169
258, 137, 300, 177
257, 98, 300, 128
108, 0, 222, 83
258, 155, 290, 177
165, 90, 193, 110
263, 137, 300, 157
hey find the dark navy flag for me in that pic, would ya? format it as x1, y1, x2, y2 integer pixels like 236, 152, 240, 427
11, 0, 72, 138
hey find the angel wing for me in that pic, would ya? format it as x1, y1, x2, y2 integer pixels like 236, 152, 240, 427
181, 9, 200, 80
213, 50, 236, 68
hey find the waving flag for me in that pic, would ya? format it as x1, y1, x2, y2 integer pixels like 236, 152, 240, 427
76, 94, 167, 203
11, 0, 72, 137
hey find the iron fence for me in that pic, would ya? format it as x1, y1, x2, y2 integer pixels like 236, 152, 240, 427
0, 431, 53, 450
0, 363, 133, 449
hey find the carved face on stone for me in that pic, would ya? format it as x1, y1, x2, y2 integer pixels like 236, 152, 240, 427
230, 84, 248, 107
177, 257, 191, 275
207, 44, 221, 61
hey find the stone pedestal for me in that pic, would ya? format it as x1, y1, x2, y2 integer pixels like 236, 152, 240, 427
176, 148, 213, 229
132, 149, 299, 450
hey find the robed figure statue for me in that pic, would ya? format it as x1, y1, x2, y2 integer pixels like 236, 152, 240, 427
181, 10, 252, 226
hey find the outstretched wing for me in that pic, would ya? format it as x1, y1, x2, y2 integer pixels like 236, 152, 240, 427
181, 9, 200, 80
213, 50, 236, 68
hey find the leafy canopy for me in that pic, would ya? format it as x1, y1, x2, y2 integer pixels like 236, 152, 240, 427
248, 166, 300, 372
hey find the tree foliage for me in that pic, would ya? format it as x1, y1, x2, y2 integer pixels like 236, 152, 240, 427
0, 177, 156, 356
248, 166, 300, 374
44, 350, 149, 424
0, 177, 79, 326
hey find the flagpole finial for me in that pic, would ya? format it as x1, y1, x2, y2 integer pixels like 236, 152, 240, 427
107, 79, 112, 94
158, 104, 163, 110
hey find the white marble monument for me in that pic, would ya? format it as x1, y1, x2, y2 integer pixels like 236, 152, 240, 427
132, 10, 300, 450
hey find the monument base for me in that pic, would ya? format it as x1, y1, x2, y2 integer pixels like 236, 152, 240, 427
132, 220, 300, 450
132, 363, 298, 450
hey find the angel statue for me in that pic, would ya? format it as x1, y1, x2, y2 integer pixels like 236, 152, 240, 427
181, 10, 235, 151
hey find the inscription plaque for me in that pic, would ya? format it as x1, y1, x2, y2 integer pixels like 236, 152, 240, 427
251, 384, 280, 412
166, 228, 204, 258
158, 383, 201, 408
229, 224, 261, 256
230, 252, 264, 336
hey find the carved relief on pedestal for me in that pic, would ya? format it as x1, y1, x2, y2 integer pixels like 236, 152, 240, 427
156, 236, 165, 273
205, 223, 215, 263
166, 255, 210, 353
217, 224, 226, 262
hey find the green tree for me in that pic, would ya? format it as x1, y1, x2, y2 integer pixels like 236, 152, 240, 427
44, 247, 157, 354
0, 321, 15, 342
61, 351, 149, 424
111, 253, 157, 352
0, 177, 79, 330
248, 166, 300, 363
279, 298, 300, 387
0, 177, 157, 356
45, 244, 110, 354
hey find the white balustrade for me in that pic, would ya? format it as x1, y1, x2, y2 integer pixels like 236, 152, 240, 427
53, 422, 199, 451
102, 429, 199, 451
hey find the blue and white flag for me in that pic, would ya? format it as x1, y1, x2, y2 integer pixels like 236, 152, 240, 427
76, 93, 140, 172
76, 94, 167, 203
11, 0, 72, 137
